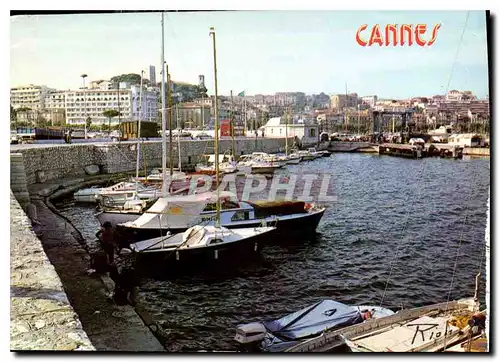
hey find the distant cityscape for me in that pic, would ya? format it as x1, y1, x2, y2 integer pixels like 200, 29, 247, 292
10, 64, 490, 137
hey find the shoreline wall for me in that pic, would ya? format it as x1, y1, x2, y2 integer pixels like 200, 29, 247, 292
10, 191, 94, 351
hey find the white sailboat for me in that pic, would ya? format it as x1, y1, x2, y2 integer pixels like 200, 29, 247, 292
128, 27, 276, 269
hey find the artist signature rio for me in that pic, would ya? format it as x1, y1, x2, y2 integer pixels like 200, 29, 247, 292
406, 323, 454, 345
356, 24, 441, 47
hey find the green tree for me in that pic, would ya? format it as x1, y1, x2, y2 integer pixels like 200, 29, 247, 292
10, 105, 17, 129
102, 109, 121, 130
16, 107, 33, 126
86, 116, 92, 130
110, 73, 149, 86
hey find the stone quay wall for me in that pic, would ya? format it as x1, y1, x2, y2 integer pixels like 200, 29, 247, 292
10, 191, 94, 351
462, 147, 490, 156
10, 137, 292, 186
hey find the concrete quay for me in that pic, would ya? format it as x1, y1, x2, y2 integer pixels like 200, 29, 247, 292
10, 191, 94, 351
11, 175, 166, 351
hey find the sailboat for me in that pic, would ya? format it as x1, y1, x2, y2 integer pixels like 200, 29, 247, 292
76, 74, 162, 206
128, 26, 276, 269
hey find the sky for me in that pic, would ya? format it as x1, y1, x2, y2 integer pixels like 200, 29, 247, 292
10, 10, 490, 99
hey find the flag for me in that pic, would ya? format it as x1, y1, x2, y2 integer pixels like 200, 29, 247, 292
238, 91, 245, 97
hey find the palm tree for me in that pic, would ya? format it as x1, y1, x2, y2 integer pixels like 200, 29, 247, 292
102, 109, 121, 130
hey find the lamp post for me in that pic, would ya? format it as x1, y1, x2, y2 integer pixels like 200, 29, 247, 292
81, 74, 88, 139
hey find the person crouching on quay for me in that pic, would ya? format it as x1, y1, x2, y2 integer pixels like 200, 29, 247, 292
96, 221, 116, 264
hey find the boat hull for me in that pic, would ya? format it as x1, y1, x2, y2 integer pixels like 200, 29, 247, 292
301, 155, 315, 161
251, 166, 278, 174
116, 208, 325, 244
96, 211, 142, 226
134, 228, 276, 272
286, 157, 301, 165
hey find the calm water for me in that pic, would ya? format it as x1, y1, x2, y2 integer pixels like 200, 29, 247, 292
58, 153, 490, 352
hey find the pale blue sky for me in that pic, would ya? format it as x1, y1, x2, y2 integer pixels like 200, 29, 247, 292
10, 10, 489, 99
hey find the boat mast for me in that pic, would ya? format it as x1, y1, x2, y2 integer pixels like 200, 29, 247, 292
231, 90, 235, 157
160, 13, 168, 197
168, 68, 173, 176
210, 26, 220, 227
135, 69, 144, 194
177, 126, 182, 172
285, 105, 289, 155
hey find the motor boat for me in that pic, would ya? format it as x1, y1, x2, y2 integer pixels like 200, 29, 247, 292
196, 153, 237, 175
307, 148, 322, 159
237, 154, 282, 174
115, 192, 327, 244
234, 299, 394, 352
74, 181, 159, 204
96, 184, 161, 205
297, 150, 315, 161
285, 154, 302, 164
74, 185, 105, 203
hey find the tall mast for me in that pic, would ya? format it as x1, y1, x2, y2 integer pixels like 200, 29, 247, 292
167, 68, 173, 176
177, 115, 182, 172
285, 105, 288, 155
230, 90, 235, 157
160, 13, 168, 196
135, 70, 144, 191
244, 94, 247, 136
210, 26, 220, 227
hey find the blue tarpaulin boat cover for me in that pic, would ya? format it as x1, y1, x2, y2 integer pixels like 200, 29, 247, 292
262, 300, 364, 342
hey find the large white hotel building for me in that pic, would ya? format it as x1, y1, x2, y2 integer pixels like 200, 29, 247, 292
11, 81, 158, 126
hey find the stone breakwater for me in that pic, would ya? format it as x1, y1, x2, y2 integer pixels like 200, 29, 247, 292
10, 191, 94, 351
10, 137, 292, 186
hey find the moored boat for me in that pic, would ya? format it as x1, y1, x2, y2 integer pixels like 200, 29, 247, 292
234, 299, 394, 352
285, 154, 302, 164
297, 150, 314, 161
307, 147, 322, 159
285, 297, 484, 352
74, 181, 160, 204
129, 224, 276, 270
115, 193, 326, 244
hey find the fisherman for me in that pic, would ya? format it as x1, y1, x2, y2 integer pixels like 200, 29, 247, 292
95, 221, 116, 264
108, 264, 138, 306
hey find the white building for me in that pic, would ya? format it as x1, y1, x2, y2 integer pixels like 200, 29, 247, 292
43, 91, 67, 125
263, 116, 319, 147
65, 88, 132, 125
64, 83, 158, 125
10, 85, 54, 110
361, 95, 378, 107
130, 85, 158, 122
445, 90, 477, 102
448, 133, 485, 148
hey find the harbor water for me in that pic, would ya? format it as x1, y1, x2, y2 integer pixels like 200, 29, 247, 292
57, 153, 490, 352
